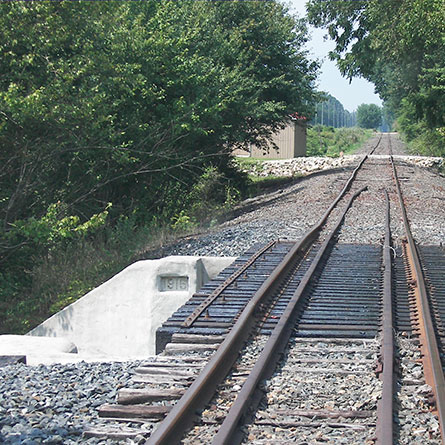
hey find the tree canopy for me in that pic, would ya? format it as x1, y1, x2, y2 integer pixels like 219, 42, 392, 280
306, 0, 444, 154
0, 0, 318, 239
356, 104, 382, 129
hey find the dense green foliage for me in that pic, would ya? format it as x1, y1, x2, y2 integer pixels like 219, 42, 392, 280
356, 104, 382, 129
0, 1, 318, 333
307, 126, 372, 157
307, 0, 444, 154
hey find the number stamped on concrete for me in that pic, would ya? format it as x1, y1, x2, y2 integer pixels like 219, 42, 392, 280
159, 276, 189, 292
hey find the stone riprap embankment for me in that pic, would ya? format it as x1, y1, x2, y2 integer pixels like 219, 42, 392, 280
240, 154, 443, 179
381, 154, 443, 169
240, 156, 358, 178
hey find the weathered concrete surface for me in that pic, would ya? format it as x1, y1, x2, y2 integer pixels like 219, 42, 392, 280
0, 335, 77, 364
27, 256, 235, 359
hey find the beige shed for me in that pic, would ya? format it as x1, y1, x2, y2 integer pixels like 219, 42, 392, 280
236, 119, 307, 159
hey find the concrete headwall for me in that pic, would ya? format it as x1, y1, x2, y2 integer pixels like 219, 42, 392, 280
28, 256, 235, 358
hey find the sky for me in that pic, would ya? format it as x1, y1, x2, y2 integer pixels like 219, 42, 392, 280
287, 0, 383, 112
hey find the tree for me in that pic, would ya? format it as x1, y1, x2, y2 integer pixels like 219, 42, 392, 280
306, 0, 444, 153
356, 104, 382, 129
0, 1, 318, 231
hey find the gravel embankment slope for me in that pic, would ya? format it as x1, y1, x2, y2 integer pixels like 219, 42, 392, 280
151, 133, 444, 257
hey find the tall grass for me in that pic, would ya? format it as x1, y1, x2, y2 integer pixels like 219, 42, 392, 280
307, 126, 373, 157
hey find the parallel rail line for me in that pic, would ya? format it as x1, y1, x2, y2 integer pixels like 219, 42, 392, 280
390, 141, 445, 441
85, 134, 445, 445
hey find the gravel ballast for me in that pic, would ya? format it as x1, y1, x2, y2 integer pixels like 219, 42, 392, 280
0, 361, 143, 444
151, 133, 444, 258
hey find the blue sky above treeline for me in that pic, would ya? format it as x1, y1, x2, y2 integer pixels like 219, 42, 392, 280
287, 0, 383, 112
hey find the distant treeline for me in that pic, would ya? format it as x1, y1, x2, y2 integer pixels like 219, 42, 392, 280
312, 95, 394, 132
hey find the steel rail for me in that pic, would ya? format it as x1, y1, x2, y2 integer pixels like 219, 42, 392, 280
147, 240, 305, 444
376, 189, 395, 445
147, 139, 380, 445
302, 133, 380, 232
181, 133, 382, 330
391, 155, 445, 441
368, 132, 383, 156
212, 187, 367, 445
182, 240, 277, 327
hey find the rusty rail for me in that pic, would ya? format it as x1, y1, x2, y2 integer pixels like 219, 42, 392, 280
211, 187, 367, 445
180, 133, 382, 330
182, 240, 277, 327
147, 240, 302, 444
391, 155, 445, 441
147, 140, 380, 444
148, 197, 370, 444
376, 189, 395, 444
368, 132, 383, 156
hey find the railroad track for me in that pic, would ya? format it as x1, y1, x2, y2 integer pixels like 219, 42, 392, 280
85, 134, 445, 444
